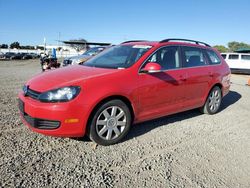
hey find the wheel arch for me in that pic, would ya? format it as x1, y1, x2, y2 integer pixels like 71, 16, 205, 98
203, 82, 223, 105
212, 83, 223, 90
86, 95, 135, 135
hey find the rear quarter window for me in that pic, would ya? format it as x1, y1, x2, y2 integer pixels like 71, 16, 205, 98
206, 50, 221, 64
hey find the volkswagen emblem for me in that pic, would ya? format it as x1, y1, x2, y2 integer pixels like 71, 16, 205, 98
23, 85, 29, 96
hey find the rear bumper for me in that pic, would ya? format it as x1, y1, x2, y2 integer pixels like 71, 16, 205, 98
18, 92, 89, 137
222, 86, 230, 97
221, 74, 231, 97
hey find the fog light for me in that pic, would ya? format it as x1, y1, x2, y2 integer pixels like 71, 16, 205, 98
65, 118, 79, 123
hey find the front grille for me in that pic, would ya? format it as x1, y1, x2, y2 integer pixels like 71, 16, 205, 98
18, 99, 60, 130
26, 88, 41, 100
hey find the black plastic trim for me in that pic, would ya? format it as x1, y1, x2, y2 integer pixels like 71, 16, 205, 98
26, 88, 41, 99
230, 68, 250, 75
121, 40, 148, 44
159, 38, 211, 47
18, 99, 60, 130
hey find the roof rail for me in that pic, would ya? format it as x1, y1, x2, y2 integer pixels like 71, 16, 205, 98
159, 38, 211, 47
121, 40, 148, 44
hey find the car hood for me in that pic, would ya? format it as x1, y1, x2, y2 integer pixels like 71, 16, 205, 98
26, 65, 120, 92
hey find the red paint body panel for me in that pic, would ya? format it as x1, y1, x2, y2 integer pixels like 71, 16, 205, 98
27, 65, 120, 92
18, 92, 90, 137
18, 41, 231, 137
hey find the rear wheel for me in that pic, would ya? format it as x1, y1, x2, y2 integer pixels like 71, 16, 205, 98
88, 100, 131, 146
200, 86, 222, 114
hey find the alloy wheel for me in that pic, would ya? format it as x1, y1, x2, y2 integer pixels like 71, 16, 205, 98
96, 106, 127, 140
208, 89, 221, 112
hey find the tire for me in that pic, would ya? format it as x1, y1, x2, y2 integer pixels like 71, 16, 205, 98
200, 86, 222, 115
88, 99, 131, 146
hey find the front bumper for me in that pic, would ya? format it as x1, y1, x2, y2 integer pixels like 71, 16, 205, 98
18, 92, 89, 137
19, 100, 60, 129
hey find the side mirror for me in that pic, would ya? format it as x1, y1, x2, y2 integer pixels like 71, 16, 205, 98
141, 62, 162, 73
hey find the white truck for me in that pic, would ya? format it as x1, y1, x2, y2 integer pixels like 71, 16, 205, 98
221, 53, 250, 74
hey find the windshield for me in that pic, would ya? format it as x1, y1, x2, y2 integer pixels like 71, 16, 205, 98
83, 45, 152, 69
83, 47, 105, 56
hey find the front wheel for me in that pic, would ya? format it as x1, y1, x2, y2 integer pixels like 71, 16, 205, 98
200, 86, 222, 115
88, 100, 131, 146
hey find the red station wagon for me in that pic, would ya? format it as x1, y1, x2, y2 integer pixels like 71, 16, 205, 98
18, 39, 231, 145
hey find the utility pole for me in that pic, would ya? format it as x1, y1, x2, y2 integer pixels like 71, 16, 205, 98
44, 37, 46, 54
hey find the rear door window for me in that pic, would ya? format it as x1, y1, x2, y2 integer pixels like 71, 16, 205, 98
228, 54, 239, 60
182, 46, 208, 67
206, 50, 221, 64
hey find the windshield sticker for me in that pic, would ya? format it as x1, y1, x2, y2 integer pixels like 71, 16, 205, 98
132, 45, 152, 49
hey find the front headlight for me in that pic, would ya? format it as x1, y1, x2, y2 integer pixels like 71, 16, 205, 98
38, 86, 80, 102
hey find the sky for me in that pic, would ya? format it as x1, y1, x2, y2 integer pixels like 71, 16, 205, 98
0, 0, 250, 47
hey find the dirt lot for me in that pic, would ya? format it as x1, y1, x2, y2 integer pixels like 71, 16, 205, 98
0, 59, 250, 187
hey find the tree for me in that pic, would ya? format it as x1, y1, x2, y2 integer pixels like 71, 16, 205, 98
0, 44, 8, 48
228, 41, 250, 52
213, 45, 228, 53
10, 42, 20, 49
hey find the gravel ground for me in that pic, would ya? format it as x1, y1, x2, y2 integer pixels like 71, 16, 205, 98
0, 59, 250, 187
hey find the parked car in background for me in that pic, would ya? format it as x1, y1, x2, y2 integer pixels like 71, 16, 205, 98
0, 52, 40, 60
20, 53, 33, 60
63, 46, 109, 66
221, 52, 250, 74
29, 53, 40, 59
3, 52, 22, 60
0, 52, 4, 59
18, 39, 230, 146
